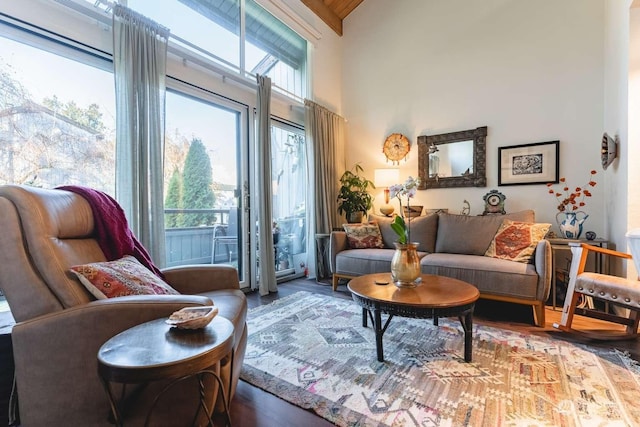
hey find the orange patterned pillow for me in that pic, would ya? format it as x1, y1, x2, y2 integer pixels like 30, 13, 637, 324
343, 223, 384, 249
485, 220, 550, 263
69, 255, 179, 299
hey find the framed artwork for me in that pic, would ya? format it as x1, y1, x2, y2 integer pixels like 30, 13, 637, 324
498, 140, 559, 186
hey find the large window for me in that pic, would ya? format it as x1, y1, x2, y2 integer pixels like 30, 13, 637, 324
0, 32, 115, 192
124, 0, 307, 99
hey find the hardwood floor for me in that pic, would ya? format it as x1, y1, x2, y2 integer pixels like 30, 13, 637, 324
231, 277, 640, 427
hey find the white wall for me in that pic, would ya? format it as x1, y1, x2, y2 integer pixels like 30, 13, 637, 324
341, 0, 606, 238
628, 3, 640, 278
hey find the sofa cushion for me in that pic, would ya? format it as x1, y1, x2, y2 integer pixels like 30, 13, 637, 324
485, 220, 551, 264
335, 248, 428, 277
369, 213, 438, 252
420, 253, 539, 300
435, 210, 535, 255
342, 223, 384, 249
69, 255, 180, 299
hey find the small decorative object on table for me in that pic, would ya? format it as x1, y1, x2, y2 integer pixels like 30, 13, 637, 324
166, 306, 219, 330
585, 231, 597, 241
547, 170, 597, 239
389, 176, 422, 287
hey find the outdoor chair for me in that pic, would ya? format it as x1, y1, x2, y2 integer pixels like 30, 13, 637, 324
212, 206, 239, 263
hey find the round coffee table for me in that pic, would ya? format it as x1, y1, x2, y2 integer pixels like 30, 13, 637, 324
348, 273, 480, 362
97, 315, 234, 427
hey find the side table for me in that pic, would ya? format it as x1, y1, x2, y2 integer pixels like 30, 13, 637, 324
98, 316, 234, 427
547, 238, 610, 310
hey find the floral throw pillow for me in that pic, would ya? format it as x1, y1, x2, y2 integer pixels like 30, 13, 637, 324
485, 220, 551, 264
343, 223, 384, 249
69, 255, 179, 299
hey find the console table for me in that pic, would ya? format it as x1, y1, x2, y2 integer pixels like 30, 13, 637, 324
98, 316, 234, 427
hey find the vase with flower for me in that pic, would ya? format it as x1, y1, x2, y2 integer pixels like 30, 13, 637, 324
546, 170, 597, 239
388, 176, 422, 287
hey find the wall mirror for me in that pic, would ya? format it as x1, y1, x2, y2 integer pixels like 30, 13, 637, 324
417, 126, 487, 189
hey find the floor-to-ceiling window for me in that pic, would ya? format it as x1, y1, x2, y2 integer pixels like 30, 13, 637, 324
1, 0, 309, 289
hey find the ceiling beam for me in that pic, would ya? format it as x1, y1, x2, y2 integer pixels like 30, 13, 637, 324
300, 0, 343, 36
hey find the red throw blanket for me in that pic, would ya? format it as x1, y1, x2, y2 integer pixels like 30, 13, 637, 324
57, 185, 164, 279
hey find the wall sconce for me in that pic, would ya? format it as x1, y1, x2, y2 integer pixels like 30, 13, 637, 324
374, 168, 400, 216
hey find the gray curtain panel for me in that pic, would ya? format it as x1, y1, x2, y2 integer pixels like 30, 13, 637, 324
256, 74, 277, 295
113, 4, 169, 266
304, 99, 345, 279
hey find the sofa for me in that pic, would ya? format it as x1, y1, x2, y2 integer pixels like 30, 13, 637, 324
330, 210, 552, 326
0, 185, 247, 426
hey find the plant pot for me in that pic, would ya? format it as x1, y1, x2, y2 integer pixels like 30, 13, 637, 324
390, 242, 421, 287
346, 211, 364, 224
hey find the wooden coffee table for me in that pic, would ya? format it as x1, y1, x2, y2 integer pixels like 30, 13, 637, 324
97, 316, 234, 427
348, 273, 480, 362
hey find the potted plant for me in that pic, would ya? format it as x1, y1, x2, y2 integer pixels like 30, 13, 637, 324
337, 164, 375, 223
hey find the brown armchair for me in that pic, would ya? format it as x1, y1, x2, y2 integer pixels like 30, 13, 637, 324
0, 185, 247, 426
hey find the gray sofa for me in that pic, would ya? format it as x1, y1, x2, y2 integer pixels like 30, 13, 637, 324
330, 210, 552, 326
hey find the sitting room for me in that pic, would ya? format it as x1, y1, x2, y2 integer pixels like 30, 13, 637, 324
1, 0, 640, 426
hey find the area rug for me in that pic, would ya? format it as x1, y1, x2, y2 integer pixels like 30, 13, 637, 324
240, 291, 640, 426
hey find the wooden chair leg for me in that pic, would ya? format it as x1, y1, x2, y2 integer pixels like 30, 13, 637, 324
332, 275, 338, 291
626, 309, 640, 335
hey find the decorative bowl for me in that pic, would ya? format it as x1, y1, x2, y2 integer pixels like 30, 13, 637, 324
166, 306, 218, 330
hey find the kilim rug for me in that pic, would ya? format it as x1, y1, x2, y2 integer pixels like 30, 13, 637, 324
240, 291, 640, 427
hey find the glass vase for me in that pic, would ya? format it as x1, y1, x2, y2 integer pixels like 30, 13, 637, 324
390, 242, 421, 287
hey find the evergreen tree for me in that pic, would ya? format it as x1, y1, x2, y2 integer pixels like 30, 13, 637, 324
165, 168, 182, 228
180, 138, 216, 226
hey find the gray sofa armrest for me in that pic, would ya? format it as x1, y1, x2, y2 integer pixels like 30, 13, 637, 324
330, 231, 349, 274
534, 239, 552, 302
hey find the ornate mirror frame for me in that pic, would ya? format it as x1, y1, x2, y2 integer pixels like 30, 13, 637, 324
417, 126, 487, 190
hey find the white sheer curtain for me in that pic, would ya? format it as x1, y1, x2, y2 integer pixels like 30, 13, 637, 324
304, 99, 346, 279
256, 75, 277, 295
113, 4, 169, 266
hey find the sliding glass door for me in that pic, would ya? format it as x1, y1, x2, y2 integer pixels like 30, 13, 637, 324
163, 85, 249, 287
271, 121, 307, 281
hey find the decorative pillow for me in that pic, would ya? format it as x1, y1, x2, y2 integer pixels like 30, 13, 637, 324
342, 223, 384, 249
484, 220, 551, 263
69, 255, 179, 299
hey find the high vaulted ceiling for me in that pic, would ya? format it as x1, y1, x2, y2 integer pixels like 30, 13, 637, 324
299, 0, 365, 36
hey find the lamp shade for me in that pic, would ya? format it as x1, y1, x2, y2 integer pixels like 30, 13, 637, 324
627, 229, 640, 275
374, 169, 400, 188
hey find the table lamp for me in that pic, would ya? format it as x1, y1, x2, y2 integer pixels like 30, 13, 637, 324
374, 168, 400, 216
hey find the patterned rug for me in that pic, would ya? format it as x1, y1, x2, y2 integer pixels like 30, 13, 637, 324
240, 291, 640, 426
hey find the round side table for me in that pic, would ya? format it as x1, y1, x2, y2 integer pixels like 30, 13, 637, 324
98, 315, 234, 427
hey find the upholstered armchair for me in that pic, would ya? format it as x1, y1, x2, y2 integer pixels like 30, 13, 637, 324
0, 185, 247, 426
555, 242, 640, 339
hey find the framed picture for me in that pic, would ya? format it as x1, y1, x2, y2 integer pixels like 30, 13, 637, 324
498, 140, 559, 186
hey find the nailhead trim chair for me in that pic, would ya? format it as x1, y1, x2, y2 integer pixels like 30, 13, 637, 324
555, 242, 640, 340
